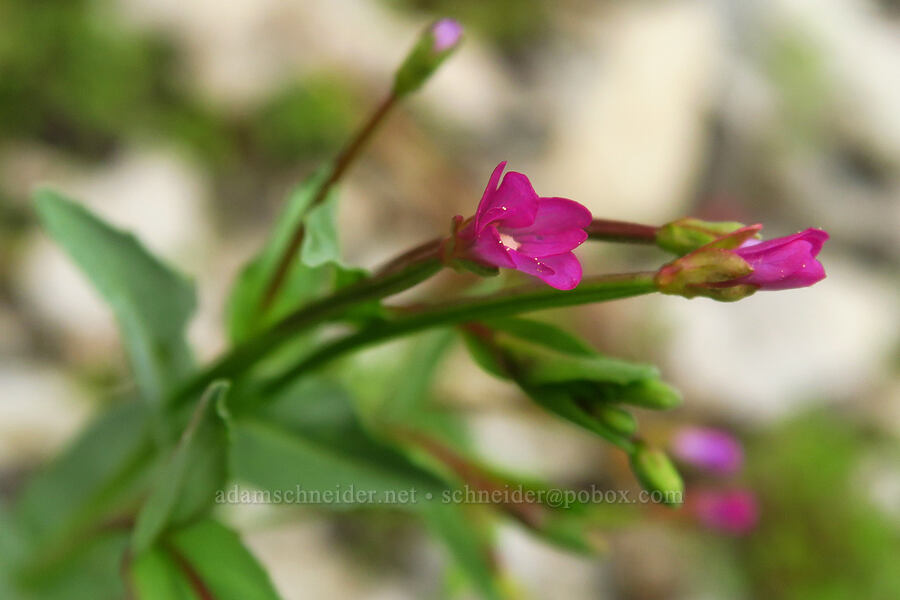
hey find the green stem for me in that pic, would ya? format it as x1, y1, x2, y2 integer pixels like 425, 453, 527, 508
168, 248, 443, 408
261, 92, 399, 309
259, 272, 657, 397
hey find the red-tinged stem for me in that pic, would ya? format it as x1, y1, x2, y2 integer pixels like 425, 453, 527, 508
587, 219, 659, 244
261, 91, 399, 309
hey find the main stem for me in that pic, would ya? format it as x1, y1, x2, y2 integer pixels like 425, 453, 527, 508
169, 244, 442, 407
259, 272, 658, 397
261, 91, 399, 309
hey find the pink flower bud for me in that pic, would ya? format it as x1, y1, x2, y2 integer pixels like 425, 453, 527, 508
431, 18, 463, 52
671, 426, 743, 475
729, 228, 828, 290
446, 162, 592, 290
690, 488, 759, 535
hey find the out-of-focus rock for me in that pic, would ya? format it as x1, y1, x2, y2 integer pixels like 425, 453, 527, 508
242, 520, 417, 600
660, 258, 899, 422
498, 524, 603, 600
765, 0, 900, 161
115, 0, 516, 128
540, 1, 721, 221
0, 362, 92, 468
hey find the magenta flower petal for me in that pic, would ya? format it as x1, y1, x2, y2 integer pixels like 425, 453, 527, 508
466, 225, 516, 269
671, 427, 743, 475
691, 489, 759, 535
474, 163, 539, 232
510, 251, 583, 290
508, 198, 591, 257
732, 228, 829, 291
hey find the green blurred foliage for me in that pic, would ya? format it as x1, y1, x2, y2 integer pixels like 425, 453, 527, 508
742, 411, 900, 599
0, 0, 358, 170
251, 78, 358, 164
0, 0, 167, 156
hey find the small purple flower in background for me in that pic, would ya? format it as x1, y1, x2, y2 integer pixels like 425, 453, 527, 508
449, 161, 592, 290
431, 18, 463, 52
671, 426, 743, 475
729, 228, 829, 291
690, 489, 759, 535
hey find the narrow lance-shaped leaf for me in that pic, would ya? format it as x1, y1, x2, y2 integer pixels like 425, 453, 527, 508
131, 518, 281, 600
34, 189, 196, 403
132, 381, 231, 555
14, 401, 154, 558
229, 378, 448, 507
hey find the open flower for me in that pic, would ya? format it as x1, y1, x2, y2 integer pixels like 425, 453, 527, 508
448, 162, 592, 290
729, 228, 828, 290
671, 426, 743, 475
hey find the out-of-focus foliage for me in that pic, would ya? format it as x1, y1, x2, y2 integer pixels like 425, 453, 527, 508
743, 412, 900, 599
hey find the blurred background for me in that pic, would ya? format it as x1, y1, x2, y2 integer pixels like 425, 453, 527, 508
1, 0, 899, 598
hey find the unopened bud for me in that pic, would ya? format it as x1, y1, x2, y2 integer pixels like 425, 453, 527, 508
592, 405, 637, 437
629, 442, 684, 506
393, 19, 463, 97
656, 218, 752, 256
655, 225, 761, 302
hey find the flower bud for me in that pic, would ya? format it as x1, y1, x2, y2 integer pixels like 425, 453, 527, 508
656, 218, 750, 256
591, 405, 637, 438
629, 442, 684, 506
393, 19, 463, 97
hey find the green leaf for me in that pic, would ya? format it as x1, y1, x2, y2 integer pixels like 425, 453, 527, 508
225, 170, 372, 342
423, 504, 505, 600
132, 381, 230, 555
18, 532, 130, 600
520, 348, 658, 387
34, 189, 196, 403
14, 401, 154, 558
168, 519, 280, 600
300, 195, 340, 267
230, 379, 448, 507
0, 501, 25, 600
524, 386, 634, 451
483, 317, 595, 356
131, 519, 280, 600
131, 546, 200, 600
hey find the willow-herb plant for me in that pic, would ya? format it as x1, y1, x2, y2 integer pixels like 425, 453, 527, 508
7, 18, 829, 600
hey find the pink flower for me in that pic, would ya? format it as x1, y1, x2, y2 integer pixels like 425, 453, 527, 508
730, 228, 829, 291
672, 427, 743, 475
451, 162, 592, 290
431, 19, 463, 52
690, 489, 759, 535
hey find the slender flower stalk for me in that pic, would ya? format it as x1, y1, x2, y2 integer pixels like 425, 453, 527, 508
261, 91, 399, 309
586, 219, 659, 244
261, 18, 464, 310
257, 272, 657, 398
